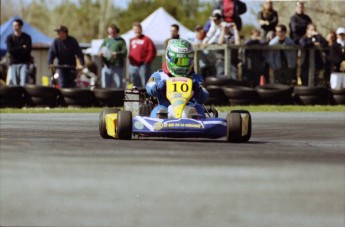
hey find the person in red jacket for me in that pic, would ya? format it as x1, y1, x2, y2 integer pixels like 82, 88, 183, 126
128, 22, 157, 87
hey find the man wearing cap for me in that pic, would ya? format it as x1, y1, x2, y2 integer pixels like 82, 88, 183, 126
202, 11, 223, 45
336, 27, 345, 47
203, 9, 222, 35
48, 25, 85, 88
5, 18, 32, 86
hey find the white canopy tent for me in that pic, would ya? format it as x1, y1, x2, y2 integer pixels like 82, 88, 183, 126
85, 7, 194, 55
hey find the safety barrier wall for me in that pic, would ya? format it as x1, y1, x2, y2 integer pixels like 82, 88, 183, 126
1, 85, 344, 108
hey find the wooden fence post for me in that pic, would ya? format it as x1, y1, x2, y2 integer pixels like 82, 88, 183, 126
308, 48, 315, 87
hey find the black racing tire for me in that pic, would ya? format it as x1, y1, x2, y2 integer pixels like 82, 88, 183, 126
60, 88, 95, 107
231, 110, 252, 142
329, 89, 345, 105
256, 84, 293, 105
226, 112, 242, 142
99, 108, 119, 139
205, 85, 229, 105
93, 88, 125, 107
294, 95, 329, 105
0, 86, 26, 108
24, 85, 60, 107
223, 86, 261, 105
223, 86, 260, 105
293, 86, 329, 96
332, 95, 345, 105
205, 76, 231, 87
222, 86, 259, 98
293, 86, 330, 105
330, 89, 345, 95
116, 110, 132, 140
205, 76, 248, 87
228, 98, 256, 106
226, 110, 251, 143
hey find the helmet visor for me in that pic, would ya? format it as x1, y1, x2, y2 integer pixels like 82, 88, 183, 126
167, 52, 193, 67
171, 57, 192, 67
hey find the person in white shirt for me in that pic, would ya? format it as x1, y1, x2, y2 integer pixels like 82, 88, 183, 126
202, 11, 223, 45
336, 27, 345, 47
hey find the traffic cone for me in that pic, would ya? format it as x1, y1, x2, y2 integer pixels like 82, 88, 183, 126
260, 75, 266, 86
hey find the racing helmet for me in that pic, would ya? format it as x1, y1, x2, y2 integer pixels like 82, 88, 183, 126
166, 39, 194, 77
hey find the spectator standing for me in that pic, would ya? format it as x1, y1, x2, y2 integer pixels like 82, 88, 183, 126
267, 24, 297, 85
201, 11, 223, 78
213, 0, 247, 31
188, 25, 211, 78
217, 22, 240, 79
336, 27, 345, 47
299, 23, 328, 86
48, 26, 84, 88
324, 31, 345, 86
99, 24, 127, 88
164, 24, 180, 50
289, 1, 312, 44
128, 22, 157, 88
243, 29, 268, 86
5, 18, 32, 86
257, 0, 278, 43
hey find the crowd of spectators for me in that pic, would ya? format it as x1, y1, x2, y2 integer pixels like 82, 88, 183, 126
2, 0, 345, 89
192, 0, 345, 87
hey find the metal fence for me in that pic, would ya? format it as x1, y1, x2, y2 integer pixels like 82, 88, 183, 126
193, 44, 344, 87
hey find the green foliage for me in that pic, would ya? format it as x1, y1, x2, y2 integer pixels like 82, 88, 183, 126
0, 0, 212, 43
117, 0, 212, 35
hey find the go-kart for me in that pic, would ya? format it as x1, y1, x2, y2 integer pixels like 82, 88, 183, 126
99, 77, 252, 142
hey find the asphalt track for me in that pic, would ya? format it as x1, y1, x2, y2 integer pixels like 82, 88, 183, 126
0, 112, 344, 227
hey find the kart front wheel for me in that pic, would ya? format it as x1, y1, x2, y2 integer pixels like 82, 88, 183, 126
116, 110, 132, 140
99, 108, 119, 139
226, 110, 252, 143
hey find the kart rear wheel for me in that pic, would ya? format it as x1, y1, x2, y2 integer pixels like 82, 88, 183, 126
116, 111, 132, 140
99, 108, 119, 139
226, 110, 252, 143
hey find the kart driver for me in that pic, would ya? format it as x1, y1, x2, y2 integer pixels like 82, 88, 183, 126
146, 39, 209, 118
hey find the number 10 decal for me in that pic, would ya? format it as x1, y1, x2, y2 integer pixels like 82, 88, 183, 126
173, 83, 189, 92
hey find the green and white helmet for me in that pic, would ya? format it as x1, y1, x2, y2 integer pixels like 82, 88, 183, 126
166, 39, 194, 77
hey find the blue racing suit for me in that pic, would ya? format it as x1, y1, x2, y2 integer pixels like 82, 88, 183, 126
146, 69, 209, 118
